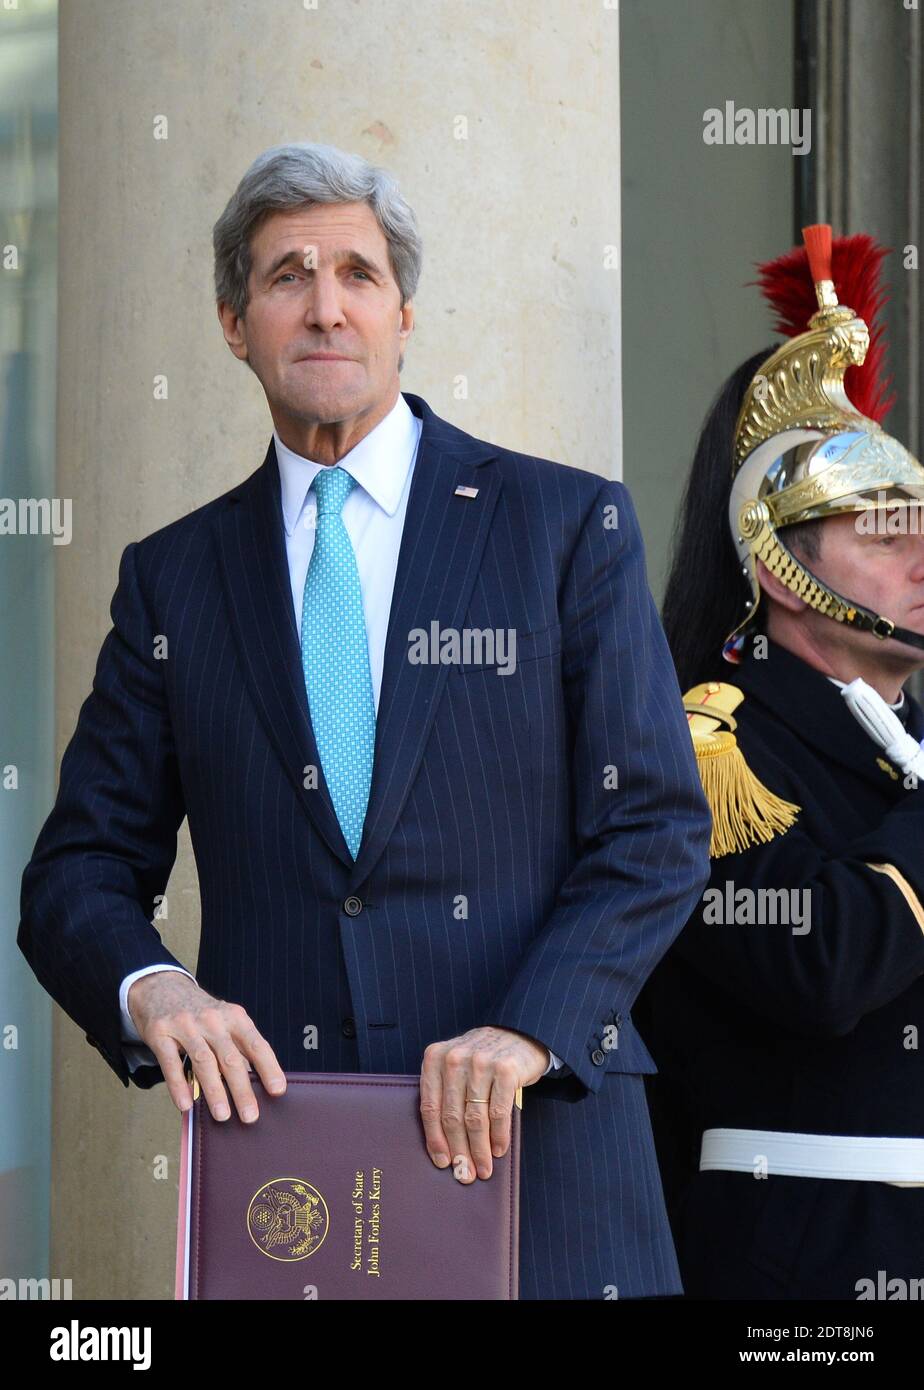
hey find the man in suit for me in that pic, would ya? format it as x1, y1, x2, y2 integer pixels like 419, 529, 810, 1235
18, 141, 711, 1300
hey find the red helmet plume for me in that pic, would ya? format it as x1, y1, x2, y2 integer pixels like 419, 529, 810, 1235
749, 228, 896, 423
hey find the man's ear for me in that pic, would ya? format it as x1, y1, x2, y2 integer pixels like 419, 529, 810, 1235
217, 299, 249, 363
756, 557, 810, 613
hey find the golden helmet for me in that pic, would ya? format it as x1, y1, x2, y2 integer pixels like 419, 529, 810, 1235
727, 224, 924, 656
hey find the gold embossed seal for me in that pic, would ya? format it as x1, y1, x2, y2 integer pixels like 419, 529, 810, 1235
247, 1178, 330, 1261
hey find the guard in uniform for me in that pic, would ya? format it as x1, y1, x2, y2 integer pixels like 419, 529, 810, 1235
638, 225, 924, 1299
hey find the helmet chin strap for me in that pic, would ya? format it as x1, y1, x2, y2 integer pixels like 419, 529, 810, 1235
767, 537, 924, 652
834, 601, 924, 653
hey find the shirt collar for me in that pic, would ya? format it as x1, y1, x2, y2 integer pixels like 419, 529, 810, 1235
275, 391, 421, 536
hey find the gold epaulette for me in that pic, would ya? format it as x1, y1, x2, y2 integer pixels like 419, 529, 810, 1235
683, 681, 800, 858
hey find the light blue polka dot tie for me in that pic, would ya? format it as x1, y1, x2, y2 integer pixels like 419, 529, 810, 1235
300, 466, 376, 859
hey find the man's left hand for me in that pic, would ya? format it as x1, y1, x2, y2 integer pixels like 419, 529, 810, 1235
419, 1026, 549, 1183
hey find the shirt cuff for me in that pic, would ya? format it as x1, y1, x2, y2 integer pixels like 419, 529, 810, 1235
542, 1048, 564, 1076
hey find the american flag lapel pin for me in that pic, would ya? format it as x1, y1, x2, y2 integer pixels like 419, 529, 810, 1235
454, 485, 479, 499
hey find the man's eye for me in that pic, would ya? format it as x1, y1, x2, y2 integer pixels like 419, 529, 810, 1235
275, 270, 369, 283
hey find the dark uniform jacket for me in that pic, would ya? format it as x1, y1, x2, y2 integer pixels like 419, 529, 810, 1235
637, 635, 924, 1299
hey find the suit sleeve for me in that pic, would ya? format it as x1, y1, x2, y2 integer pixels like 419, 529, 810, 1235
17, 540, 189, 1088
484, 481, 713, 1093
670, 734, 924, 1037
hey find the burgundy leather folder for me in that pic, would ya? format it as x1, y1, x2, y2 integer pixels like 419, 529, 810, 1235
176, 1071, 520, 1300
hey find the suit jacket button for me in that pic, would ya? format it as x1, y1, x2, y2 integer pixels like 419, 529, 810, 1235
343, 896, 363, 916
591, 1048, 606, 1066
341, 1017, 357, 1038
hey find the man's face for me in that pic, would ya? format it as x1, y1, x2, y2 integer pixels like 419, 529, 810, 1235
218, 201, 413, 434
796, 510, 924, 662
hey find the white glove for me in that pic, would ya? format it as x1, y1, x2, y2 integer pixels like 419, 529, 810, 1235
840, 677, 924, 782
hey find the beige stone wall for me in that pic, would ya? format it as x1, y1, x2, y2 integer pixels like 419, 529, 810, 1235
54, 0, 622, 1298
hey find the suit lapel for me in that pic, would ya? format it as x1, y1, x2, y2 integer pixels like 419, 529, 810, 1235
348, 394, 501, 886
211, 393, 502, 883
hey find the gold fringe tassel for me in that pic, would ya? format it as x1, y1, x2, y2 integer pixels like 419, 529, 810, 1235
693, 731, 800, 858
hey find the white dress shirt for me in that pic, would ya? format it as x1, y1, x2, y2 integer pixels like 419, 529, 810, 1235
119, 393, 562, 1076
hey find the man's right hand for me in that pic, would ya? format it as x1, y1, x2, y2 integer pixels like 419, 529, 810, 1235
127, 970, 286, 1123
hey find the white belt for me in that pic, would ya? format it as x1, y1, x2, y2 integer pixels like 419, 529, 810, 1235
700, 1128, 924, 1186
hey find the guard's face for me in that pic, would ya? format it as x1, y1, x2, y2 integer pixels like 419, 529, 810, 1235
812, 510, 924, 655
219, 201, 413, 432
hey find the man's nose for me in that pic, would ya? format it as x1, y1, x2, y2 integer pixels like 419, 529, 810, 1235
306, 271, 346, 332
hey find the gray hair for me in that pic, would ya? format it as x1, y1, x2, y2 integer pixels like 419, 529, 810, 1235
212, 141, 423, 319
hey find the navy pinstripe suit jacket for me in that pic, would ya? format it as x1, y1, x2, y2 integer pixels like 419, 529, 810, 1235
18, 391, 711, 1299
